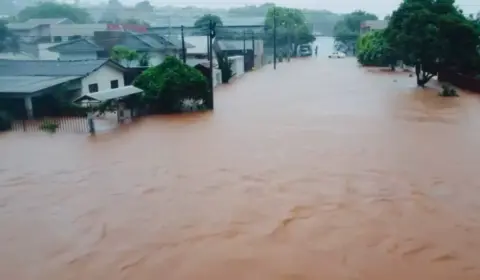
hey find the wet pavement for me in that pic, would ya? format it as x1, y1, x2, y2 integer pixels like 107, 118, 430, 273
3, 48, 480, 279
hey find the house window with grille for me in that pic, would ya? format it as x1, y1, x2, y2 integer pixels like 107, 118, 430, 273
110, 80, 119, 89
88, 83, 98, 93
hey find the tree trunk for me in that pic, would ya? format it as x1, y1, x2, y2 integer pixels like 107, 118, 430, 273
415, 62, 434, 87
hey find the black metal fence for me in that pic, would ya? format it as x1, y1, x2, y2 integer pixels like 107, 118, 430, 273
10, 117, 89, 133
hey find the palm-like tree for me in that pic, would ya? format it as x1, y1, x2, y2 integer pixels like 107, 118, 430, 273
0, 20, 19, 53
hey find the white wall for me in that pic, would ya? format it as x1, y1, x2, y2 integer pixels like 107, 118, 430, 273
37, 43, 60, 60
50, 24, 107, 37
213, 68, 222, 87
228, 55, 245, 78
81, 64, 125, 94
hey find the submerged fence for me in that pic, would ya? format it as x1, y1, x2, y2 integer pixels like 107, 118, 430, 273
10, 117, 89, 133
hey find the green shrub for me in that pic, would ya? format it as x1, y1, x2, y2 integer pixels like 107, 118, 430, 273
39, 120, 59, 133
134, 56, 209, 113
439, 84, 459, 97
216, 51, 234, 83
356, 30, 397, 68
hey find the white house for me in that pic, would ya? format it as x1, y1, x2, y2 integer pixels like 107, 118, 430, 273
0, 59, 127, 118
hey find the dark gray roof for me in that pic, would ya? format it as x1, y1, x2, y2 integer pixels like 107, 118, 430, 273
0, 76, 81, 97
48, 38, 104, 52
0, 59, 124, 77
48, 32, 188, 53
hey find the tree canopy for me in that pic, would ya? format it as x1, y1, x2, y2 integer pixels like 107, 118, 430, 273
228, 3, 275, 17
264, 6, 315, 51
194, 14, 223, 30
134, 57, 209, 113
99, 0, 124, 23
228, 3, 341, 36
385, 0, 480, 86
0, 20, 18, 53
356, 30, 397, 69
333, 10, 378, 53
17, 2, 92, 23
110, 46, 139, 67
135, 0, 154, 13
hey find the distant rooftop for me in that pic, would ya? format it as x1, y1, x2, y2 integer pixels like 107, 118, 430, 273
361, 20, 388, 30
48, 32, 189, 53
8, 18, 73, 30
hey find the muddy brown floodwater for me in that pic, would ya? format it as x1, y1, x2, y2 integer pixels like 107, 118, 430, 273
3, 57, 480, 280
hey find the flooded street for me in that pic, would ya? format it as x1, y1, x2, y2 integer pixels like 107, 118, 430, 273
3, 53, 480, 279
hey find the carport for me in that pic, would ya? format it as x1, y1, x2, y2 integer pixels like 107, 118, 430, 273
73, 85, 144, 123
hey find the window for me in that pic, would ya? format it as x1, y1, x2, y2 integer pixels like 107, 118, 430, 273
53, 36, 62, 42
88, 83, 98, 93
110, 80, 119, 89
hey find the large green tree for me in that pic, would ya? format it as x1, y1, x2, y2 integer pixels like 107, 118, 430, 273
134, 57, 210, 113
385, 0, 480, 86
194, 14, 223, 29
356, 30, 397, 69
0, 20, 18, 52
264, 6, 315, 53
17, 2, 92, 23
333, 10, 378, 53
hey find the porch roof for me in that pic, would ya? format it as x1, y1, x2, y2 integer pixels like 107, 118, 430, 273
73, 86, 143, 104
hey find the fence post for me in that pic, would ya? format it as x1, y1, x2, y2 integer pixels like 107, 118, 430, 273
87, 112, 95, 135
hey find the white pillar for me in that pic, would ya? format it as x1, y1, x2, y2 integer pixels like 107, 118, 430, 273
24, 96, 33, 119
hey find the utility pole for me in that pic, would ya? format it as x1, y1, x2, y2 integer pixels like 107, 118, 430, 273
273, 6, 277, 70
181, 25, 186, 63
243, 29, 246, 54
206, 19, 216, 110
287, 22, 291, 62
251, 31, 255, 69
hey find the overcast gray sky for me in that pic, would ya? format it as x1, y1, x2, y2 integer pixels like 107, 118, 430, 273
84, 0, 479, 18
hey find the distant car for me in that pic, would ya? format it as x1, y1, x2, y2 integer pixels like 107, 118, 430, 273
328, 52, 346, 58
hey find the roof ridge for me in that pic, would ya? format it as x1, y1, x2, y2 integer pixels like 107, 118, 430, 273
129, 32, 157, 48
48, 38, 102, 52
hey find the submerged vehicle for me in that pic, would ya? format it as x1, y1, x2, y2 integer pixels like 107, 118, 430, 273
328, 51, 346, 58
297, 44, 313, 57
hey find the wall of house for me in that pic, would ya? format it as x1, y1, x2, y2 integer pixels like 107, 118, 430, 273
37, 43, 60, 60
81, 64, 125, 94
59, 51, 98, 61
253, 39, 264, 68
228, 55, 245, 78
50, 24, 107, 40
